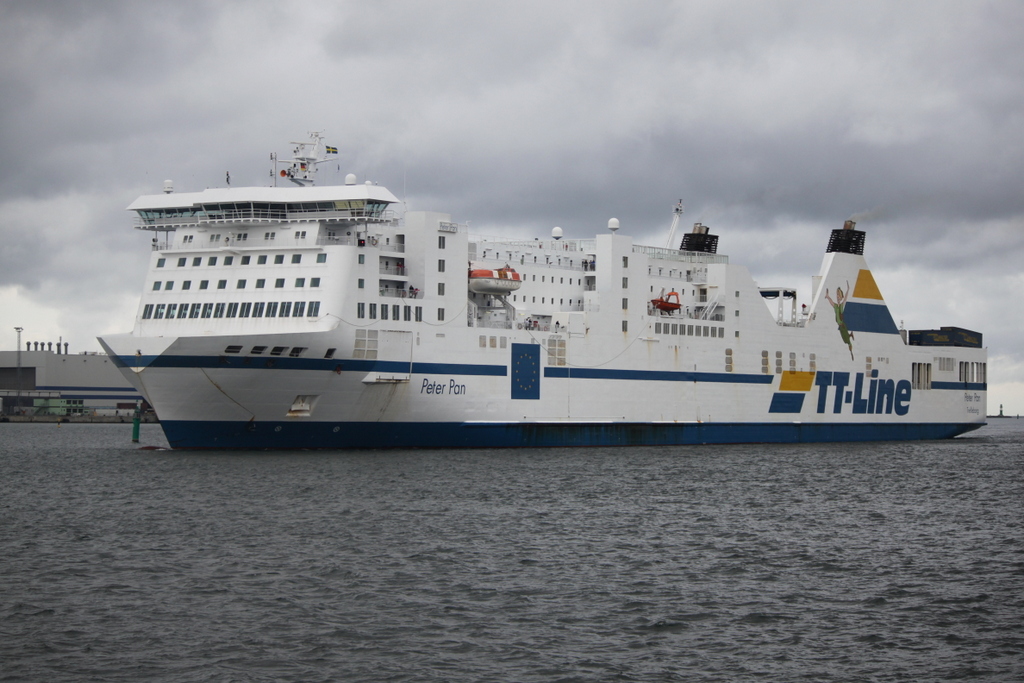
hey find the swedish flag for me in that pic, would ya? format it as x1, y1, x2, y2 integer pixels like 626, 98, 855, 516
325, 145, 338, 154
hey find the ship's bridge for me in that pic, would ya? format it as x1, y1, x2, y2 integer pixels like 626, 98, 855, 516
129, 184, 400, 231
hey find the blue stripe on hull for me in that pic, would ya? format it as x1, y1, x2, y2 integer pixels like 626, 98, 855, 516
159, 420, 983, 450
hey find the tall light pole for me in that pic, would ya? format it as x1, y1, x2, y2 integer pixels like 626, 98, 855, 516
14, 327, 23, 416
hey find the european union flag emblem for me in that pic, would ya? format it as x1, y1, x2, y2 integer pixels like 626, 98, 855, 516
511, 343, 540, 400
325, 146, 338, 154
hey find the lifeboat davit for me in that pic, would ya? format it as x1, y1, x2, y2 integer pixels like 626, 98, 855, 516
468, 267, 523, 295
651, 290, 681, 314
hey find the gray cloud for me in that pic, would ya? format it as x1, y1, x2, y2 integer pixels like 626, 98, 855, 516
1, 0, 1022, 407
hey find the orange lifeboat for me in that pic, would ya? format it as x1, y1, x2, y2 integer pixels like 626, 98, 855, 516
468, 267, 523, 295
651, 290, 681, 314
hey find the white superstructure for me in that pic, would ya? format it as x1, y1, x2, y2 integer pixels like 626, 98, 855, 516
99, 134, 987, 448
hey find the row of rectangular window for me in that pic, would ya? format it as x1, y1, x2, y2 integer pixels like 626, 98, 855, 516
156, 253, 327, 268
153, 278, 320, 291
356, 303, 426, 322
654, 322, 726, 338
141, 301, 321, 320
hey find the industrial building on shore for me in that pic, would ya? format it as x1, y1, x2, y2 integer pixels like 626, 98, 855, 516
0, 341, 145, 417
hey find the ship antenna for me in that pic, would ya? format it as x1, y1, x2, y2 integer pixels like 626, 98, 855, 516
278, 131, 334, 187
665, 199, 685, 248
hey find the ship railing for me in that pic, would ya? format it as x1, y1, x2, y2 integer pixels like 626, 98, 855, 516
134, 209, 396, 230
316, 235, 360, 247
474, 319, 514, 330
153, 236, 347, 251
379, 266, 407, 276
379, 286, 420, 299
634, 244, 729, 265
380, 243, 405, 253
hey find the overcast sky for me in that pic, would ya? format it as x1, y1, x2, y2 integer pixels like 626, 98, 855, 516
2, 0, 1022, 413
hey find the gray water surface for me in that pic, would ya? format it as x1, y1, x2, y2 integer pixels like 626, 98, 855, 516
2, 421, 1022, 681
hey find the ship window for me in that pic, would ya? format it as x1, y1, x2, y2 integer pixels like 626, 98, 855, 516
357, 279, 365, 289
292, 254, 301, 264
239, 302, 252, 318
152, 281, 162, 291
189, 303, 201, 318
479, 335, 487, 348
622, 298, 628, 310
193, 257, 202, 267
500, 337, 507, 349
317, 253, 327, 263
308, 301, 320, 317
224, 256, 233, 266
213, 303, 226, 318
438, 283, 445, 296
224, 345, 243, 354
270, 346, 287, 356
258, 255, 268, 264
324, 347, 336, 359
237, 279, 246, 289
166, 304, 177, 318
226, 302, 239, 318
358, 254, 365, 264
622, 256, 628, 268
208, 257, 217, 266
490, 336, 497, 349
265, 232, 276, 241
164, 281, 174, 291
266, 302, 279, 317
279, 302, 292, 317
210, 234, 221, 243
275, 255, 285, 264
256, 279, 265, 288
142, 304, 154, 319
201, 303, 213, 318
200, 280, 209, 290
438, 308, 445, 321
157, 258, 166, 268
251, 346, 266, 355
252, 302, 265, 318
275, 279, 285, 288
311, 278, 320, 288
622, 277, 628, 288
415, 306, 423, 322
622, 320, 628, 332
439, 236, 446, 249
404, 305, 411, 321
438, 259, 445, 273
217, 280, 227, 289
153, 304, 167, 319
178, 304, 189, 319
289, 347, 306, 357
177, 258, 187, 267
381, 304, 389, 320
296, 278, 305, 287
241, 256, 251, 265
293, 302, 305, 317
357, 302, 365, 319
671, 324, 678, 335
369, 303, 377, 319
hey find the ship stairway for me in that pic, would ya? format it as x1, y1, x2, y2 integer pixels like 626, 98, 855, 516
699, 294, 721, 320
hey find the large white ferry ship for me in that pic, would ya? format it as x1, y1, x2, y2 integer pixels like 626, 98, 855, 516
100, 134, 987, 448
